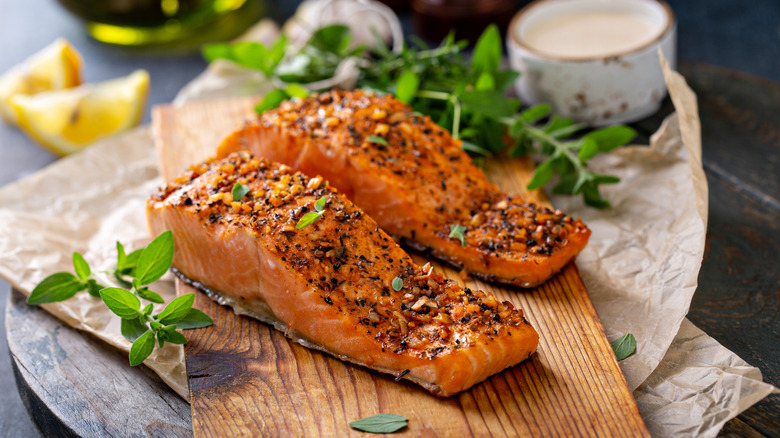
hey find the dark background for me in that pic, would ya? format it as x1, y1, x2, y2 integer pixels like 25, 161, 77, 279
1, 0, 778, 436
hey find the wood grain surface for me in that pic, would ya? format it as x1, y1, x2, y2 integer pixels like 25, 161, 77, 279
152, 96, 649, 437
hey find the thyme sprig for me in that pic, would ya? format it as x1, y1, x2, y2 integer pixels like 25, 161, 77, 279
204, 24, 636, 208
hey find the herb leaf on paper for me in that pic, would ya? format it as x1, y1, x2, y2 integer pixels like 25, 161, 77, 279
134, 230, 174, 286
611, 333, 637, 361
26, 231, 214, 367
26, 272, 83, 305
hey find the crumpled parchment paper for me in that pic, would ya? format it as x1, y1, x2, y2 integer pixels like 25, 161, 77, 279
0, 24, 775, 437
0, 127, 187, 398
550, 54, 708, 390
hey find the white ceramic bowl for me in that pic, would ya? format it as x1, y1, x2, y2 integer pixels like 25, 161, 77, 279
507, 0, 676, 126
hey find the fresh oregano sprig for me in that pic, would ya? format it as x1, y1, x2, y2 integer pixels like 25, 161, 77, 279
27, 231, 214, 366
204, 24, 636, 208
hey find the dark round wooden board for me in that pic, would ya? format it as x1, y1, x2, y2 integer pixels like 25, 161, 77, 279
6, 289, 191, 437
6, 61, 779, 436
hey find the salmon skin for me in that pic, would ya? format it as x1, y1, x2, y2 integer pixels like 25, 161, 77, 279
147, 152, 539, 396
218, 89, 591, 287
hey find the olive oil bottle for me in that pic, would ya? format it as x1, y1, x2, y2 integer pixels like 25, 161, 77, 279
57, 0, 266, 47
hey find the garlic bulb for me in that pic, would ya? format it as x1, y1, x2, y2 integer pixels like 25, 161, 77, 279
283, 0, 403, 52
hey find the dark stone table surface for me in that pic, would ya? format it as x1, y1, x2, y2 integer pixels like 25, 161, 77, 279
1, 0, 778, 436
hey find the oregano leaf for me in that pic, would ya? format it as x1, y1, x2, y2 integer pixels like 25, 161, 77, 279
232, 182, 250, 202
27, 272, 83, 304
578, 138, 599, 161
296, 211, 324, 229
611, 333, 637, 361
164, 330, 188, 345
395, 71, 419, 104
285, 83, 310, 99
72, 252, 90, 280
448, 224, 467, 247
175, 308, 214, 330
586, 125, 637, 151
86, 279, 103, 298
471, 24, 501, 75
121, 317, 149, 342
366, 135, 388, 146
314, 197, 327, 212
129, 330, 155, 366
156, 293, 195, 325
100, 287, 141, 319
135, 231, 174, 286
350, 413, 408, 434
526, 159, 556, 190
137, 288, 165, 304
255, 89, 289, 114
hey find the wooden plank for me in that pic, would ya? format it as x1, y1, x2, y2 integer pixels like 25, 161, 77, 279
152, 96, 649, 437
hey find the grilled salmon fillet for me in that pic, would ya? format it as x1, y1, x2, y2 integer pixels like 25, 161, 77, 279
147, 152, 539, 396
218, 89, 590, 287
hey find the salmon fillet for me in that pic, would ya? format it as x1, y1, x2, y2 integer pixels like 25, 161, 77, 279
218, 89, 590, 287
147, 152, 539, 396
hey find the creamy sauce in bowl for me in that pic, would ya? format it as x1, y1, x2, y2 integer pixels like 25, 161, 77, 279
512, 0, 671, 60
506, 0, 676, 125
522, 11, 660, 59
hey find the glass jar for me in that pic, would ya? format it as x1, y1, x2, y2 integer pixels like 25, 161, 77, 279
56, 0, 266, 47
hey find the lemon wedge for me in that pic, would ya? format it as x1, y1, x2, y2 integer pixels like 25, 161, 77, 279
11, 70, 150, 156
0, 39, 83, 125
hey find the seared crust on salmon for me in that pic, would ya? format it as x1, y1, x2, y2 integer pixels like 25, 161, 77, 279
218, 89, 590, 287
147, 152, 539, 396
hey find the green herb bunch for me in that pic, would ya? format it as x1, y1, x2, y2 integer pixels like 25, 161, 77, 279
27, 231, 213, 366
204, 24, 636, 208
